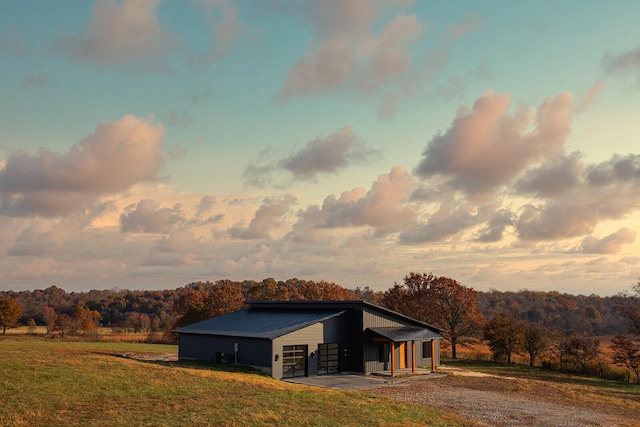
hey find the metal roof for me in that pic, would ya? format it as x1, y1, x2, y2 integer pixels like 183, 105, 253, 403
173, 308, 346, 339
368, 326, 444, 342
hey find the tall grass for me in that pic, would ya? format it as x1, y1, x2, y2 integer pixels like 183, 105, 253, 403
0, 338, 464, 427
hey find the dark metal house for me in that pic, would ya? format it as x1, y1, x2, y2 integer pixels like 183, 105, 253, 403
173, 300, 444, 379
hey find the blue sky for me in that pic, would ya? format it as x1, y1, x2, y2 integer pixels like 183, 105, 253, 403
1, 0, 639, 295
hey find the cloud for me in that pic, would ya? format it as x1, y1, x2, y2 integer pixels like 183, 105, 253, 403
244, 127, 377, 187
415, 91, 573, 196
515, 152, 584, 198
579, 228, 636, 254
289, 166, 416, 241
21, 74, 52, 90
191, 0, 245, 66
57, 0, 177, 67
120, 199, 185, 234
475, 209, 514, 243
513, 153, 640, 241
0, 115, 165, 217
399, 202, 482, 244
280, 1, 423, 101
575, 81, 606, 113
283, 126, 375, 179
440, 13, 483, 45
229, 194, 297, 239
602, 45, 640, 82
586, 154, 640, 186
0, 27, 29, 56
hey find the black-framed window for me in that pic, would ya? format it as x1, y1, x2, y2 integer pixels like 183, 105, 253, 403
378, 342, 389, 363
422, 340, 432, 358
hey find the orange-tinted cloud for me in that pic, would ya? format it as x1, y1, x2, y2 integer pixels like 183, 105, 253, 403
280, 1, 423, 100
0, 115, 165, 217
120, 199, 185, 234
415, 91, 573, 195
580, 228, 636, 254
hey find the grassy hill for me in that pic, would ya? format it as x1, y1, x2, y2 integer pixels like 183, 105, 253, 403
0, 338, 467, 427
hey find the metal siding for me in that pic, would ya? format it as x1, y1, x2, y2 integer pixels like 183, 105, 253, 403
271, 314, 350, 379
178, 333, 271, 368
363, 306, 406, 329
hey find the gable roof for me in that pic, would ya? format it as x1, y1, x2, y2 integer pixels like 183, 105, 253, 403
172, 307, 345, 339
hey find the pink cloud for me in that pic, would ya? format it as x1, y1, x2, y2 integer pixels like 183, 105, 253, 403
192, 0, 245, 66
415, 91, 573, 195
284, 126, 375, 179
288, 166, 416, 240
229, 194, 297, 240
120, 199, 185, 234
0, 115, 165, 217
58, 0, 176, 66
580, 228, 636, 254
281, 1, 423, 101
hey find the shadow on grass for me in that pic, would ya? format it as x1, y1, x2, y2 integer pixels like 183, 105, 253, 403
442, 358, 640, 395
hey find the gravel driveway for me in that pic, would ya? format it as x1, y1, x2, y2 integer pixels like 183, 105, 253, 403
366, 367, 635, 427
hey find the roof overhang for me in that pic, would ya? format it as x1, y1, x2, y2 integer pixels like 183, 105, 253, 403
368, 326, 443, 342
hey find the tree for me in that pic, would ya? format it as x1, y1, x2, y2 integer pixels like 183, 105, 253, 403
0, 298, 22, 335
557, 336, 600, 374
42, 306, 58, 335
26, 318, 37, 335
610, 334, 640, 383
382, 273, 486, 358
484, 312, 525, 364
174, 280, 245, 328
523, 322, 550, 367
613, 279, 640, 337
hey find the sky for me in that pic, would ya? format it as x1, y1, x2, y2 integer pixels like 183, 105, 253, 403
1, 0, 639, 296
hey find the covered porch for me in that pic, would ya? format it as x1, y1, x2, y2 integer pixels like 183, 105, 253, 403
368, 326, 442, 377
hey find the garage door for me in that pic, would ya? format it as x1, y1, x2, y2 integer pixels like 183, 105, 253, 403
317, 343, 339, 375
282, 345, 307, 378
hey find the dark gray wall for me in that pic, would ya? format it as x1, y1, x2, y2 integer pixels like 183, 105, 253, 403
178, 334, 272, 369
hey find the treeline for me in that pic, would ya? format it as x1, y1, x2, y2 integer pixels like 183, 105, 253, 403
0, 278, 634, 338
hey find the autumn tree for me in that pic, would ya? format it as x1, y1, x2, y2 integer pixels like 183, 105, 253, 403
0, 298, 22, 335
523, 322, 551, 367
613, 279, 640, 337
69, 304, 102, 335
174, 280, 245, 328
26, 318, 37, 335
42, 306, 58, 335
557, 336, 600, 374
382, 273, 486, 358
484, 312, 525, 364
610, 334, 640, 383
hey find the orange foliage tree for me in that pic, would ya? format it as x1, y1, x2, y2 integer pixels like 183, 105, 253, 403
382, 272, 486, 358
0, 298, 22, 335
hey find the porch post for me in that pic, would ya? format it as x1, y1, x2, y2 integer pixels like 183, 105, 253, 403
411, 340, 416, 373
430, 340, 435, 371
390, 342, 395, 377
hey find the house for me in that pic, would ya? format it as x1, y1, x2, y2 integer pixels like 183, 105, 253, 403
173, 300, 444, 379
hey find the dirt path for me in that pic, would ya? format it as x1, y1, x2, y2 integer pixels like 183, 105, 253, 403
367, 367, 638, 427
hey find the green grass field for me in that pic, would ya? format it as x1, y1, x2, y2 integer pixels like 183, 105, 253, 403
0, 338, 466, 427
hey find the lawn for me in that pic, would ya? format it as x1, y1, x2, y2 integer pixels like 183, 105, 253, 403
0, 337, 466, 427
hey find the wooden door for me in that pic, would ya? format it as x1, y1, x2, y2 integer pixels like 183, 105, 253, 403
398, 342, 407, 369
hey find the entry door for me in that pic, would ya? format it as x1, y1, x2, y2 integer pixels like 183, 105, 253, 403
282, 345, 307, 378
317, 343, 339, 375
398, 342, 407, 369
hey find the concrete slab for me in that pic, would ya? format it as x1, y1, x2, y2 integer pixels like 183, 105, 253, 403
283, 372, 446, 390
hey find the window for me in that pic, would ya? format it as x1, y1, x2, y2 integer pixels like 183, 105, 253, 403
422, 340, 432, 358
378, 342, 389, 363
